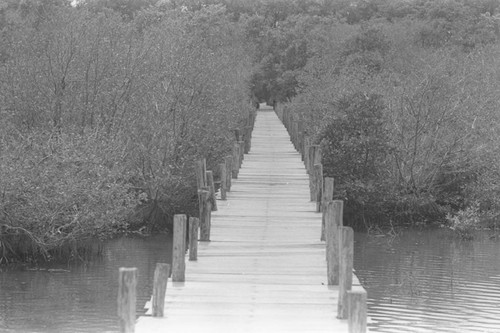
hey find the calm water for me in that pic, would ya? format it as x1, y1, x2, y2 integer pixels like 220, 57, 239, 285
354, 228, 500, 333
2, 229, 500, 332
0, 235, 172, 333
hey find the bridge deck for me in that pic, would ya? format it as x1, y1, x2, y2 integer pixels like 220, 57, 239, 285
135, 105, 361, 333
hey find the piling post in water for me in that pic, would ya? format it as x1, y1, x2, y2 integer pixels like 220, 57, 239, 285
308, 145, 318, 174
152, 263, 170, 317
348, 288, 367, 333
304, 137, 311, 171
172, 214, 187, 282
232, 143, 240, 179
189, 217, 199, 261
321, 177, 334, 241
195, 159, 207, 189
118, 267, 137, 333
297, 121, 304, 157
308, 145, 319, 200
224, 155, 232, 191
219, 163, 227, 200
292, 121, 299, 150
326, 200, 343, 284
338, 226, 354, 319
239, 141, 245, 166
206, 170, 218, 211
198, 189, 212, 241
314, 164, 323, 212
244, 125, 252, 153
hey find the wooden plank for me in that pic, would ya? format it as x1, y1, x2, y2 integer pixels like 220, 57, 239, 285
136, 105, 368, 333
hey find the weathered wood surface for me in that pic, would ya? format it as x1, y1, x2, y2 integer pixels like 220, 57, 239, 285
152, 263, 170, 317
136, 106, 366, 332
118, 268, 137, 333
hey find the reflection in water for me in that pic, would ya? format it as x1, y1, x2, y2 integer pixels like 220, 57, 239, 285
354, 229, 500, 332
0, 235, 172, 333
2, 229, 499, 332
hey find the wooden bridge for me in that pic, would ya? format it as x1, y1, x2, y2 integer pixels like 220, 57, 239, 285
123, 104, 368, 333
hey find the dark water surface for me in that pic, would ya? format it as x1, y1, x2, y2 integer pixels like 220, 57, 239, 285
354, 228, 500, 333
2, 229, 500, 332
0, 235, 172, 333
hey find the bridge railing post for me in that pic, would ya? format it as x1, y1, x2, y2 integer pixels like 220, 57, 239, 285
172, 214, 187, 282
152, 263, 170, 317
238, 140, 245, 167
338, 226, 354, 319
219, 163, 227, 200
314, 164, 323, 212
224, 155, 232, 191
118, 267, 137, 333
304, 137, 311, 170
198, 189, 212, 241
308, 145, 320, 200
326, 200, 343, 284
206, 170, 217, 211
232, 143, 240, 179
195, 159, 207, 189
321, 177, 334, 241
348, 288, 367, 333
189, 217, 199, 261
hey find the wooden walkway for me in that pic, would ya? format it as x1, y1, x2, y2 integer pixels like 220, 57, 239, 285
135, 105, 363, 332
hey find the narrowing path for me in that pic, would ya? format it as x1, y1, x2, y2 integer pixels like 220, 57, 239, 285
135, 105, 365, 333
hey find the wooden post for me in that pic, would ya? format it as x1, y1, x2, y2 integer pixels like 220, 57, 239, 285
308, 145, 319, 200
172, 214, 187, 282
118, 267, 137, 333
234, 128, 241, 141
152, 263, 170, 317
224, 155, 232, 191
206, 170, 218, 211
239, 141, 245, 166
189, 217, 199, 261
292, 121, 299, 149
308, 145, 318, 174
304, 137, 311, 171
321, 177, 334, 241
326, 200, 343, 284
297, 121, 302, 148
338, 226, 354, 319
244, 126, 251, 153
232, 143, 240, 179
219, 163, 227, 200
199, 189, 212, 241
314, 164, 323, 212
348, 288, 367, 333
195, 159, 207, 189
313, 145, 322, 165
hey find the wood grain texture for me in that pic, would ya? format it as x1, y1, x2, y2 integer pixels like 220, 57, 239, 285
206, 170, 218, 212
152, 263, 170, 317
348, 287, 367, 333
338, 226, 354, 319
321, 177, 334, 241
118, 267, 137, 333
172, 215, 187, 282
189, 217, 199, 261
219, 163, 227, 200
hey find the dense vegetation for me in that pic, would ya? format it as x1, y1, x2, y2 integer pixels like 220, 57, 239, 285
258, 0, 500, 231
1, 0, 499, 262
0, 0, 254, 262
